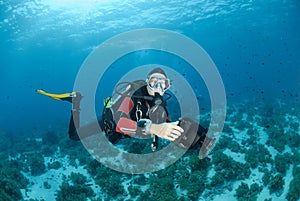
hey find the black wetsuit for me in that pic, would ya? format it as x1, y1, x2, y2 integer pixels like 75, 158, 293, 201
67, 85, 207, 149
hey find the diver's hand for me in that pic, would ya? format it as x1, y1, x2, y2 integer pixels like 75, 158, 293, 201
150, 121, 184, 141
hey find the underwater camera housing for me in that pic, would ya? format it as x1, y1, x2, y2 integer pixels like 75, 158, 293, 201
173, 117, 207, 150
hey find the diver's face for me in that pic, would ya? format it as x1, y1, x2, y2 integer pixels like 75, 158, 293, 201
146, 73, 170, 96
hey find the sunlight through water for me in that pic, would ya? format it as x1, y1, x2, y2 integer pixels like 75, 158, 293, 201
42, 0, 112, 9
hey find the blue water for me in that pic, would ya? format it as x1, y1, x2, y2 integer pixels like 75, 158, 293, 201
1, 0, 299, 132
0, 0, 300, 200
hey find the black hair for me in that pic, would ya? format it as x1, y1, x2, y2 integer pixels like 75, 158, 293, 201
147, 67, 167, 78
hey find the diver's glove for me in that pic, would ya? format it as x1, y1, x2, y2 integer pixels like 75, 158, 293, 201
150, 121, 183, 141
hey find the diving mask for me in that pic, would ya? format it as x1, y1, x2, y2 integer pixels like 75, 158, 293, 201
146, 74, 171, 92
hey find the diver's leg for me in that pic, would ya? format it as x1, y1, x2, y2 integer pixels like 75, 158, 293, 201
68, 93, 102, 140
189, 123, 208, 149
174, 117, 207, 150
36, 89, 101, 140
69, 120, 102, 141
68, 110, 80, 140
68, 93, 82, 141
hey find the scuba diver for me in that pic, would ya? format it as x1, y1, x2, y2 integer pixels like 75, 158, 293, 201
37, 68, 208, 152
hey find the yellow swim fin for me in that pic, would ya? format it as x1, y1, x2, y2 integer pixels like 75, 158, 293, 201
36, 89, 76, 101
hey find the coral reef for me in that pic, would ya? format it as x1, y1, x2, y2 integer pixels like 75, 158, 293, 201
55, 182, 94, 201
88, 160, 144, 200
234, 182, 263, 201
43, 181, 51, 189
0, 100, 298, 201
265, 126, 288, 153
143, 173, 178, 201
69, 172, 87, 185
286, 166, 300, 201
0, 157, 28, 200
274, 153, 292, 175
48, 160, 62, 170
27, 153, 46, 176
245, 144, 273, 169
212, 151, 251, 181
214, 135, 245, 153
268, 174, 285, 196
94, 168, 125, 199
210, 173, 225, 187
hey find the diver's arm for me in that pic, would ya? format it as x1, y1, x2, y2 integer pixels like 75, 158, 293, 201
115, 117, 138, 135
113, 97, 143, 135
